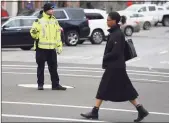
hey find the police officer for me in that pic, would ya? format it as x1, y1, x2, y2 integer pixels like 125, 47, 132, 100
30, 3, 66, 91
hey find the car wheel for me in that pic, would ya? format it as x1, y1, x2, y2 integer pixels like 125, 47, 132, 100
90, 30, 104, 44
65, 30, 79, 46
162, 16, 169, 27
143, 21, 151, 30
124, 26, 133, 36
78, 40, 85, 44
20, 46, 32, 50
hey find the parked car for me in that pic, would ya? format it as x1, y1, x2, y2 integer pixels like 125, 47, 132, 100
81, 9, 108, 44
18, 8, 90, 46
117, 11, 141, 36
118, 11, 156, 30
120, 19, 140, 36
130, 13, 156, 30
123, 4, 169, 26
1, 16, 64, 50
83, 9, 140, 41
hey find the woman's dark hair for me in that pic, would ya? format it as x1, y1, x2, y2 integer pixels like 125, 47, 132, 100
121, 16, 127, 24
108, 12, 121, 24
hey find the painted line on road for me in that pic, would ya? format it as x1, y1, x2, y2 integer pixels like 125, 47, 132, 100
2, 64, 169, 75
126, 58, 141, 64
1, 64, 102, 69
2, 67, 169, 78
2, 101, 169, 116
159, 50, 168, 54
57, 56, 93, 60
18, 84, 74, 89
2, 114, 105, 122
160, 61, 169, 64
81, 56, 93, 60
2, 71, 169, 83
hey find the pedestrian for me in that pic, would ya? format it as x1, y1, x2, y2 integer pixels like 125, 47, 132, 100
30, 3, 66, 91
80, 11, 149, 122
26, 1, 33, 10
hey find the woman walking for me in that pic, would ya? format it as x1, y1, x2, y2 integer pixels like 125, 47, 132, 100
80, 12, 149, 122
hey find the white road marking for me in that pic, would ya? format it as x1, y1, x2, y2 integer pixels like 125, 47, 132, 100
2, 114, 105, 122
2, 64, 169, 75
2, 71, 169, 83
159, 50, 168, 54
126, 58, 141, 64
1, 64, 102, 69
81, 56, 93, 60
160, 61, 169, 64
59, 56, 82, 59
127, 69, 169, 75
58, 56, 93, 60
18, 84, 74, 89
128, 72, 169, 78
2, 71, 101, 77
127, 78, 169, 83
2, 67, 169, 78
2, 64, 167, 75
2, 101, 169, 116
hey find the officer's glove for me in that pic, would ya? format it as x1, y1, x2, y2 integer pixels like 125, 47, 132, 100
57, 46, 62, 54
56, 41, 63, 54
31, 28, 38, 34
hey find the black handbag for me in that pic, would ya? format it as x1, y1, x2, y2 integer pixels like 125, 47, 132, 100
124, 38, 137, 61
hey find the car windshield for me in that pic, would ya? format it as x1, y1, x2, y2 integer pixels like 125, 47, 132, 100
67, 9, 86, 19
125, 5, 139, 12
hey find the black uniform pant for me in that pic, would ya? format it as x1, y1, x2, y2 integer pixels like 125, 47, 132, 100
36, 48, 59, 88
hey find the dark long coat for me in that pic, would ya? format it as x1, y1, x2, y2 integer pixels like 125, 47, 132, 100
96, 24, 138, 102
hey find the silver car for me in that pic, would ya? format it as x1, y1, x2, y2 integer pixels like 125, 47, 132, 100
119, 16, 141, 36
122, 12, 157, 30
118, 11, 141, 36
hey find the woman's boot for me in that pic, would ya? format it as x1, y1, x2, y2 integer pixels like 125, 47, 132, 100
134, 105, 149, 122
80, 106, 99, 119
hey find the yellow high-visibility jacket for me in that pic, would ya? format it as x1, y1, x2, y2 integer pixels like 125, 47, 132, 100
30, 12, 62, 50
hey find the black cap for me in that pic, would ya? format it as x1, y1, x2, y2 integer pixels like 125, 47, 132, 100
43, 3, 54, 12
108, 12, 121, 23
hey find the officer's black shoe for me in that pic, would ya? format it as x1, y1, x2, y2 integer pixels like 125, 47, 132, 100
38, 86, 44, 90
134, 105, 149, 122
52, 85, 67, 90
80, 107, 99, 119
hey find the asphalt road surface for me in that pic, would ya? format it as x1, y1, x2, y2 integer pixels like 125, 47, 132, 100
2, 26, 169, 122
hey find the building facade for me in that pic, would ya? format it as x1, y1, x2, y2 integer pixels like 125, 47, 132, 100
1, 1, 80, 16
2, 1, 168, 17
1, 0, 18, 16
